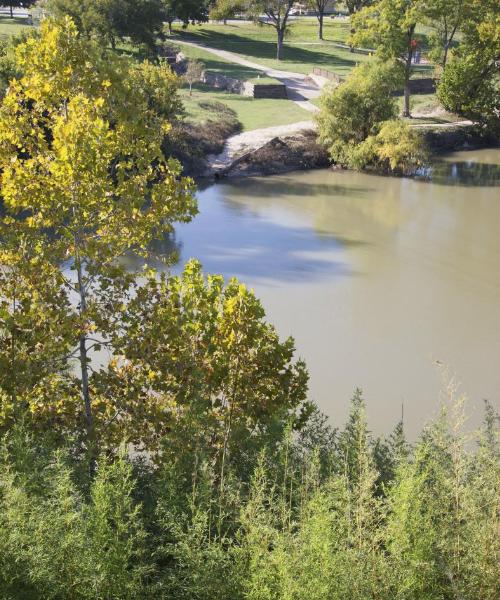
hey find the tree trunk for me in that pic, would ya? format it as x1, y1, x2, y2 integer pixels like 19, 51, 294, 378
75, 258, 94, 458
403, 28, 415, 118
403, 54, 412, 118
277, 28, 284, 60
442, 38, 452, 70
9, 4, 13, 18
318, 12, 324, 40
403, 78, 411, 118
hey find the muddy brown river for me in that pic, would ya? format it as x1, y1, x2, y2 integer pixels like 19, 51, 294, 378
170, 149, 500, 437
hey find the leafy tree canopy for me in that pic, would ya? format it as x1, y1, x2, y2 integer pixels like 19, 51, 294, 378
46, 0, 167, 50
0, 17, 196, 451
437, 0, 500, 134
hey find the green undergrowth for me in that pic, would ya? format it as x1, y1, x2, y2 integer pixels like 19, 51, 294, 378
180, 83, 308, 131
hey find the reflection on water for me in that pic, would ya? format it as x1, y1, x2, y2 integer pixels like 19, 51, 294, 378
426, 152, 500, 187
168, 149, 500, 437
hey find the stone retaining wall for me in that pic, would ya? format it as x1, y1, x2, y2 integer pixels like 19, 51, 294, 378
243, 82, 288, 99
202, 71, 287, 98
202, 70, 244, 94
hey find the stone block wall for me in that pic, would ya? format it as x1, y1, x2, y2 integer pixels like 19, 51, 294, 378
244, 83, 288, 99
202, 71, 244, 94
203, 71, 287, 98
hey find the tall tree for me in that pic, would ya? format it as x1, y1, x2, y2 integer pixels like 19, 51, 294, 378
163, 0, 209, 35
47, 0, 167, 50
0, 18, 196, 454
351, 0, 422, 117
210, 0, 243, 25
421, 0, 469, 69
437, 0, 499, 133
307, 0, 331, 40
248, 0, 294, 60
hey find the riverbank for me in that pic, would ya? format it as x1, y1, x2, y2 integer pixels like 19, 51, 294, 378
174, 148, 500, 435
191, 122, 498, 181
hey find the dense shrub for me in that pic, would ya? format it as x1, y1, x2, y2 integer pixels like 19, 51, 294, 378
317, 60, 427, 173
0, 395, 497, 599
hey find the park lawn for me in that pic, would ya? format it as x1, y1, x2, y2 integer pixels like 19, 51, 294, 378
0, 15, 32, 40
179, 83, 309, 131
171, 20, 370, 77
247, 76, 282, 84
176, 43, 263, 80
398, 93, 462, 123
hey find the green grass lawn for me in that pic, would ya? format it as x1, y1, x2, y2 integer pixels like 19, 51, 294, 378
0, 15, 32, 40
180, 83, 309, 131
397, 93, 461, 123
176, 43, 263, 80
247, 76, 282, 85
171, 19, 370, 77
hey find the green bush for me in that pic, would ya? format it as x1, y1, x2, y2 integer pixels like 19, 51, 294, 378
438, 54, 500, 137
317, 60, 427, 174
316, 60, 400, 162
0, 396, 498, 599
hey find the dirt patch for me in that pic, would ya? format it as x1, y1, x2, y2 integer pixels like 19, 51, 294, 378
163, 103, 242, 177
220, 131, 330, 178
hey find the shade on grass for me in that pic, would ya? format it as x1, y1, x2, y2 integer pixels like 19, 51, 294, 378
171, 20, 370, 76
0, 15, 32, 40
179, 83, 310, 131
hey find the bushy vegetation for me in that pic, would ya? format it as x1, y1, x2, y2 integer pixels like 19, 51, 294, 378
45, 0, 167, 51
437, 0, 500, 137
0, 392, 498, 599
317, 60, 427, 173
0, 12, 498, 600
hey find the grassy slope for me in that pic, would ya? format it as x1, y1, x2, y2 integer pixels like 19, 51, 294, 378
177, 39, 310, 131
0, 15, 31, 40
180, 83, 309, 131
176, 43, 262, 81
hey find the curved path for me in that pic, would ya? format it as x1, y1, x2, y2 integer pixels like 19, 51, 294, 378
176, 39, 321, 113
177, 40, 475, 173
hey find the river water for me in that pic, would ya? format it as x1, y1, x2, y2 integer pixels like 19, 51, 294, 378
170, 149, 500, 437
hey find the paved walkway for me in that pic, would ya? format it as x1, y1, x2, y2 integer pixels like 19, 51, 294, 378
412, 119, 474, 129
176, 40, 321, 113
177, 40, 476, 174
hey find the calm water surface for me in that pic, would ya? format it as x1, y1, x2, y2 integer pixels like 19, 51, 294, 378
172, 149, 500, 436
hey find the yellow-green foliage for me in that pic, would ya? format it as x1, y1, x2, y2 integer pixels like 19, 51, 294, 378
96, 259, 310, 457
0, 17, 196, 446
317, 60, 426, 173
1, 394, 497, 599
